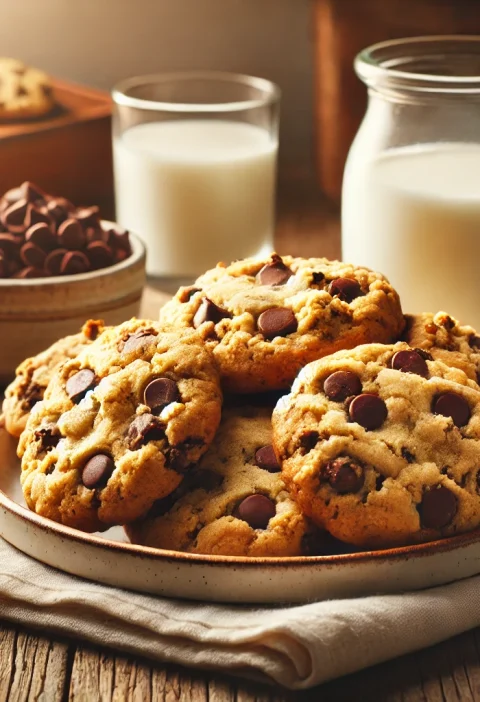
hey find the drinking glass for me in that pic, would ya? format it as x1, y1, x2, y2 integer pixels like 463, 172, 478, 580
112, 71, 280, 285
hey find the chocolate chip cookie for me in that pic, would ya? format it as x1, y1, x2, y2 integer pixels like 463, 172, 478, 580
2, 319, 105, 438
159, 254, 404, 393
18, 319, 222, 532
126, 405, 311, 557
403, 311, 480, 383
0, 58, 54, 120
272, 342, 480, 548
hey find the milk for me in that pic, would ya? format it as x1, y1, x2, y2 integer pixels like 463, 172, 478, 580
342, 143, 480, 328
113, 120, 277, 279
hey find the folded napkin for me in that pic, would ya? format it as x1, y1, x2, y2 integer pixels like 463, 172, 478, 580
1, 536, 480, 690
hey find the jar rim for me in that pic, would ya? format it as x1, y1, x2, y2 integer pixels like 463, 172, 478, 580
112, 70, 281, 113
356, 36, 480, 95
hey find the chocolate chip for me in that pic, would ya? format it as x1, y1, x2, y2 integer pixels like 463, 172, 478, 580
178, 286, 201, 303
25, 223, 56, 251
420, 485, 457, 529
75, 206, 100, 229
299, 430, 319, 453
322, 457, 365, 493
46, 198, 72, 224
254, 445, 280, 472
415, 348, 433, 362
0, 233, 21, 258
45, 248, 68, 275
21, 182, 47, 205
122, 329, 157, 354
16, 84, 28, 97
391, 349, 428, 378
34, 424, 60, 452
66, 369, 95, 402
470, 335, 480, 350
107, 226, 131, 253
193, 298, 231, 327
144, 378, 179, 414
375, 474, 385, 491
13, 266, 45, 279
21, 381, 43, 409
235, 494, 276, 529
86, 241, 114, 269
433, 392, 471, 427
57, 219, 86, 250
401, 447, 415, 463
24, 204, 51, 230
127, 413, 165, 450
257, 307, 298, 339
328, 278, 362, 303
256, 255, 293, 286
324, 370, 362, 401
20, 242, 46, 268
311, 271, 325, 286
349, 393, 388, 430
82, 454, 114, 489
1, 198, 28, 232
60, 251, 90, 275
3, 187, 21, 205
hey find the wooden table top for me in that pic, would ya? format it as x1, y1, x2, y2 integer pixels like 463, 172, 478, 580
1, 184, 478, 701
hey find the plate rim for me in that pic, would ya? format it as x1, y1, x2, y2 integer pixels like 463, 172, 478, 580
2, 481, 480, 568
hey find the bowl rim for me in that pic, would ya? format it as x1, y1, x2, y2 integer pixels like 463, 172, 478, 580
0, 222, 145, 287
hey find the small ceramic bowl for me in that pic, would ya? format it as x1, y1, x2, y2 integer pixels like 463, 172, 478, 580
0, 224, 146, 385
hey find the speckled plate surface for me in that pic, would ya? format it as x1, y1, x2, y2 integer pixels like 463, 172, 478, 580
2, 427, 480, 603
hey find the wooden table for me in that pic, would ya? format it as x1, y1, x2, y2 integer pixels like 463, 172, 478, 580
1, 184, 479, 701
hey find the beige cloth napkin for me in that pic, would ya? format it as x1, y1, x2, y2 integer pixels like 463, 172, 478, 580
2, 538, 480, 689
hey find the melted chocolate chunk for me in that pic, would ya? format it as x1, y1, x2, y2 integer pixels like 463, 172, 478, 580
432, 392, 471, 428
82, 454, 114, 489
348, 393, 388, 430
322, 457, 365, 494
127, 413, 165, 450
324, 371, 362, 402
144, 378, 179, 414
328, 278, 362, 303
122, 329, 157, 354
235, 494, 276, 529
193, 298, 231, 327
34, 423, 61, 452
420, 485, 457, 529
66, 369, 95, 403
256, 254, 293, 286
391, 349, 428, 378
257, 307, 297, 339
254, 445, 280, 472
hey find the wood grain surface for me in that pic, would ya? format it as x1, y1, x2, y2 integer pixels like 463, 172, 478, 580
1, 186, 476, 701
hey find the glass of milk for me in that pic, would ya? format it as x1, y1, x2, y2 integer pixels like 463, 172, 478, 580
112, 71, 280, 283
342, 37, 480, 328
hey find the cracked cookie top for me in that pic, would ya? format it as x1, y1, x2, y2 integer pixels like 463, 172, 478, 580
2, 319, 106, 438
127, 404, 312, 557
272, 342, 480, 548
159, 254, 405, 393
18, 318, 222, 532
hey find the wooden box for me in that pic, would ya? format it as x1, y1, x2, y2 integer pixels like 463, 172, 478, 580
0, 79, 114, 219
313, 0, 480, 202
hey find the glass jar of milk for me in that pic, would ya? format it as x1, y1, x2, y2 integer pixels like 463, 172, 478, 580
342, 36, 480, 328
112, 72, 279, 284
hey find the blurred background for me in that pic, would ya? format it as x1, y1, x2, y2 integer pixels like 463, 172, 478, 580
2, 0, 480, 204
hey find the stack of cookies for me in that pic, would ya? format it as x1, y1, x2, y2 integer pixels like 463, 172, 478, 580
5, 253, 480, 554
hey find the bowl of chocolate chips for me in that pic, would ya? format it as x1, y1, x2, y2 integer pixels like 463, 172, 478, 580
0, 181, 145, 383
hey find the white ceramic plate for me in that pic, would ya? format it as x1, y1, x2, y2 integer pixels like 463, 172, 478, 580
2, 427, 480, 603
